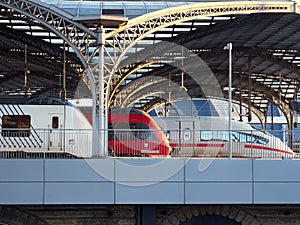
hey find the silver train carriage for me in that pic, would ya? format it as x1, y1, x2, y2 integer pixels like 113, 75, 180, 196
153, 116, 295, 158
0, 97, 92, 158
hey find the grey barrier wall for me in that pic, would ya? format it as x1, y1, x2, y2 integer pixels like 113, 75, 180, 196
0, 158, 298, 204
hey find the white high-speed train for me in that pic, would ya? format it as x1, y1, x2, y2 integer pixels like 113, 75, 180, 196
0, 97, 93, 157
153, 116, 295, 158
150, 101, 295, 158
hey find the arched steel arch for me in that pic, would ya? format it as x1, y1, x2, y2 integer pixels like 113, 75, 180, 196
103, 3, 299, 151
108, 61, 158, 107
0, 0, 96, 59
105, 1, 298, 104
112, 57, 290, 128
115, 66, 286, 128
120, 79, 190, 108
0, 0, 100, 126
0, 0, 114, 155
2, 0, 298, 106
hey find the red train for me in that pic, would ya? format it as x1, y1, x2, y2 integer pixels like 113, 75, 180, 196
108, 108, 172, 156
74, 102, 172, 157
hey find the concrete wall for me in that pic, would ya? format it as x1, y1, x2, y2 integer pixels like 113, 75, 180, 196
0, 158, 299, 204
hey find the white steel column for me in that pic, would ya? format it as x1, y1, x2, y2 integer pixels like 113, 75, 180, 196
225, 43, 233, 159
97, 26, 106, 157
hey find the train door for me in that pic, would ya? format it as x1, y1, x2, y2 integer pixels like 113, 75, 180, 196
48, 114, 63, 151
178, 120, 195, 157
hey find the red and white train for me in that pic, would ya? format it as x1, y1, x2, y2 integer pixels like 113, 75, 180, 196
0, 97, 171, 157
108, 108, 171, 156
0, 97, 93, 157
153, 116, 295, 158
72, 98, 295, 158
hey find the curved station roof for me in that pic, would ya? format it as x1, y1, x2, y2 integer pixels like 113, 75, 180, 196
0, 0, 300, 126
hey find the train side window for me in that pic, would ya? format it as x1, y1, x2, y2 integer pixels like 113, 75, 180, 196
1, 115, 31, 137
183, 128, 191, 141
130, 122, 152, 140
254, 135, 269, 145
52, 116, 59, 129
201, 131, 212, 141
238, 132, 269, 145
201, 130, 228, 142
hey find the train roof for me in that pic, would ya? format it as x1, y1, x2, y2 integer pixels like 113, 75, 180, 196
153, 115, 257, 131
149, 98, 228, 117
25, 97, 65, 105
0, 96, 68, 105
69, 99, 149, 116
149, 98, 286, 124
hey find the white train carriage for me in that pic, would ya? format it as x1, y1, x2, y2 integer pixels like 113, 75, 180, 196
0, 97, 92, 157
153, 116, 295, 158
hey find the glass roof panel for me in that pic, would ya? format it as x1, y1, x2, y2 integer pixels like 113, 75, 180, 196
41, 1, 204, 18
102, 2, 124, 9
78, 2, 101, 15
144, 2, 168, 11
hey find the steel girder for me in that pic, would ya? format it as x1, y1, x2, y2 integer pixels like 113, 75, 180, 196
104, 1, 298, 111
0, 0, 98, 106
0, 0, 298, 109
0, 0, 96, 60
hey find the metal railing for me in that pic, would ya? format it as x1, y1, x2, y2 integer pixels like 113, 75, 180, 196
0, 128, 298, 159
0, 129, 93, 159
167, 129, 294, 159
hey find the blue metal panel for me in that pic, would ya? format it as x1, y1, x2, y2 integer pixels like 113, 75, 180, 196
253, 160, 300, 181
1, 158, 300, 204
45, 159, 114, 182
115, 158, 185, 182
44, 159, 115, 204
0, 159, 44, 204
0, 159, 43, 181
185, 159, 252, 181
44, 182, 114, 204
115, 182, 184, 204
115, 158, 184, 204
254, 183, 300, 204
185, 182, 252, 204
0, 183, 43, 204
253, 160, 300, 204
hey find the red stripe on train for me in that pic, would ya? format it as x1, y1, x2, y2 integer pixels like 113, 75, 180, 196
244, 144, 293, 155
170, 143, 293, 155
170, 143, 224, 148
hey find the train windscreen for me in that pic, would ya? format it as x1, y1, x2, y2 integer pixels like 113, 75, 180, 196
108, 122, 157, 141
